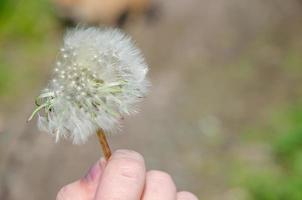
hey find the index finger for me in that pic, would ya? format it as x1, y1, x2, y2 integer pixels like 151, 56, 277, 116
94, 149, 146, 200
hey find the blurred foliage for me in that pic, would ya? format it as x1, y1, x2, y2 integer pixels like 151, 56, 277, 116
274, 106, 302, 172
283, 49, 302, 72
0, 0, 59, 102
0, 0, 56, 40
235, 104, 302, 200
0, 62, 14, 95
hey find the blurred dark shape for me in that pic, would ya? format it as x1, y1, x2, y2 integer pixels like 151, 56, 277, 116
116, 9, 130, 27
144, 2, 161, 24
52, 0, 159, 27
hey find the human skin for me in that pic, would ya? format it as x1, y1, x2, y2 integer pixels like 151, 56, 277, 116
57, 149, 198, 200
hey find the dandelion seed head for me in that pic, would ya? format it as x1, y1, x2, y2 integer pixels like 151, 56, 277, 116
32, 27, 149, 144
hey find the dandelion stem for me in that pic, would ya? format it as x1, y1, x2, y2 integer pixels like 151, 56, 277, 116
96, 129, 111, 160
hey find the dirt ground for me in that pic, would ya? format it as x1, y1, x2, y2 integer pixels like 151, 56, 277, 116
1, 0, 302, 199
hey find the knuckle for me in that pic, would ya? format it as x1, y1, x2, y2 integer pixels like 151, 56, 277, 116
177, 191, 199, 200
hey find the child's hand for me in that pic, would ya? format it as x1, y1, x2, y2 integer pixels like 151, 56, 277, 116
57, 149, 198, 200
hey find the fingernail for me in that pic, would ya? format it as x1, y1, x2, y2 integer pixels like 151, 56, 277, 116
84, 160, 102, 182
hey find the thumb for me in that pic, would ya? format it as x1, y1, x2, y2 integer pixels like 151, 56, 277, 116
56, 158, 106, 200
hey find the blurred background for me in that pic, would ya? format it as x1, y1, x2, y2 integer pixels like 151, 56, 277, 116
1, 0, 302, 199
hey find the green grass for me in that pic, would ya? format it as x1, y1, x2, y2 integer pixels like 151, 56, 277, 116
0, 0, 59, 101
0, 62, 15, 95
235, 104, 302, 200
0, 0, 56, 41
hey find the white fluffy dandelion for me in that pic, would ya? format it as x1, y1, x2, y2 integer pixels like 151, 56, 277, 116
28, 27, 149, 158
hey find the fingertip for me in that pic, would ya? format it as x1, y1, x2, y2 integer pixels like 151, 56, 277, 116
146, 170, 176, 192
177, 191, 199, 200
147, 170, 175, 184
110, 149, 145, 180
56, 185, 69, 200
142, 170, 176, 200
56, 181, 87, 200
112, 149, 144, 162
95, 149, 146, 200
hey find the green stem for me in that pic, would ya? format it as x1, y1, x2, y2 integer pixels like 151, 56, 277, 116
27, 103, 48, 122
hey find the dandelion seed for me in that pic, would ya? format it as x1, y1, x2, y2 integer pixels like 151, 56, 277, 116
28, 27, 149, 160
